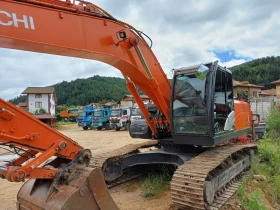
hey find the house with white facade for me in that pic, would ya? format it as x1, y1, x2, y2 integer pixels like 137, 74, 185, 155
21, 87, 57, 116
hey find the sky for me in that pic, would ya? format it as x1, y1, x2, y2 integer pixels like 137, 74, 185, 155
1, 0, 280, 100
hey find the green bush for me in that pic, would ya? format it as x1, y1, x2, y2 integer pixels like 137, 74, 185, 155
34, 108, 47, 115
258, 138, 280, 175
237, 106, 280, 208
265, 107, 280, 138
56, 114, 61, 121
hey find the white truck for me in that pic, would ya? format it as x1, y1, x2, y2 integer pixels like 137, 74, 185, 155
109, 107, 131, 131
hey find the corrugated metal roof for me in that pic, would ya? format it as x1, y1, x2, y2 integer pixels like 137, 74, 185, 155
22, 87, 54, 94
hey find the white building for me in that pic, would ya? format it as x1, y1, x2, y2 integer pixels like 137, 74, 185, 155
21, 87, 57, 116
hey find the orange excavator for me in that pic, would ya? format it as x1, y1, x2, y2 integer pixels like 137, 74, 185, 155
0, 0, 258, 209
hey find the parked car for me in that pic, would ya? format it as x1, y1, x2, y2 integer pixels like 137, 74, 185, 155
129, 104, 159, 139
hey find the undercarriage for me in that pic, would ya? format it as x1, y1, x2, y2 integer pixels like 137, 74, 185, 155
91, 141, 257, 210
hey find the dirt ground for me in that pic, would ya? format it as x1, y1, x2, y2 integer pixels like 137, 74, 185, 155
0, 126, 174, 210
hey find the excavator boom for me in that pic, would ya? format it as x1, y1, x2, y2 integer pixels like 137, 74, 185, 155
0, 0, 171, 137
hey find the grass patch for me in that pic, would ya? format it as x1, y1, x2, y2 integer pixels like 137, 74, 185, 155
56, 121, 77, 126
237, 186, 267, 210
237, 107, 280, 209
140, 167, 172, 199
56, 121, 77, 129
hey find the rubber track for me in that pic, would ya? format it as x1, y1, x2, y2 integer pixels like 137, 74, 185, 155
89, 140, 159, 169
88, 140, 158, 187
171, 144, 257, 210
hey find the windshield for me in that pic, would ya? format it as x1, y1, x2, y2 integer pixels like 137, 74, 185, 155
69, 109, 79, 114
131, 108, 143, 117
93, 110, 102, 117
172, 64, 209, 134
111, 109, 121, 117
85, 111, 92, 117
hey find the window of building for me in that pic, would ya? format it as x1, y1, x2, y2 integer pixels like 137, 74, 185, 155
253, 91, 258, 97
35, 102, 42, 108
35, 94, 42, 98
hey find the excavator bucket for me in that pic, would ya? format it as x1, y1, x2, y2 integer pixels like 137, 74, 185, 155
17, 167, 119, 210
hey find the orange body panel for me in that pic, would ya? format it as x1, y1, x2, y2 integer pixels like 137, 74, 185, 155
60, 110, 78, 118
234, 100, 252, 131
59, 110, 69, 118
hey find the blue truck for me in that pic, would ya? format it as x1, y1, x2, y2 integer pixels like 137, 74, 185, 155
91, 106, 111, 130
77, 105, 95, 130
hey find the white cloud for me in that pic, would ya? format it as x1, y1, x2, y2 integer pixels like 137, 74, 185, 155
1, 0, 279, 101
220, 59, 247, 68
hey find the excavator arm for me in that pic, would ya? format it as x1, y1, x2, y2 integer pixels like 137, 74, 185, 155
0, 0, 172, 137
0, 92, 119, 210
0, 98, 83, 181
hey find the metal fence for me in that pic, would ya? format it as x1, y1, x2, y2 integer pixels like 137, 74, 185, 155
250, 98, 280, 121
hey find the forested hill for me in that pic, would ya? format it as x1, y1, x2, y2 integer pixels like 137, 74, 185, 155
231, 56, 280, 89
53, 76, 129, 105
9, 76, 129, 106
9, 56, 280, 106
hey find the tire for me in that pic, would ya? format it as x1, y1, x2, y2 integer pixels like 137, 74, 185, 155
97, 126, 102, 130
105, 123, 111, 130
83, 126, 89, 130
115, 127, 121, 131
124, 123, 130, 131
128, 124, 136, 138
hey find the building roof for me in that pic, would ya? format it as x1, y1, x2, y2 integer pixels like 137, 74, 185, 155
19, 102, 27, 107
233, 80, 263, 88
271, 79, 280, 85
122, 94, 150, 101
104, 101, 117, 106
259, 89, 276, 96
87, 102, 100, 107
22, 87, 55, 94
33, 114, 56, 119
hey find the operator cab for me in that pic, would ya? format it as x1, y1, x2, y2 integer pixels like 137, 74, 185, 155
171, 61, 246, 146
